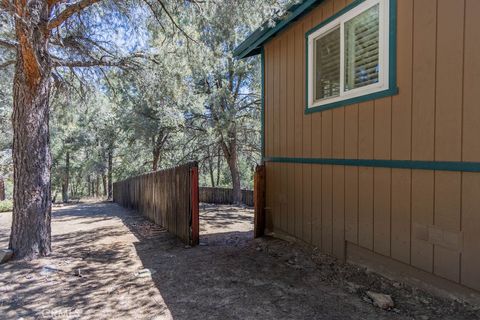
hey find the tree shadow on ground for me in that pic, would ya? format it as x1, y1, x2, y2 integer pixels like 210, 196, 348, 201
1, 203, 477, 320
120, 204, 409, 320
0, 226, 159, 319
0, 203, 174, 319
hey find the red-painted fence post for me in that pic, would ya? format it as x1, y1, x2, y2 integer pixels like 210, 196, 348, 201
254, 165, 266, 238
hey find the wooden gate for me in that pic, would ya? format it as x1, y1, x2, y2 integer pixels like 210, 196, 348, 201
113, 162, 199, 246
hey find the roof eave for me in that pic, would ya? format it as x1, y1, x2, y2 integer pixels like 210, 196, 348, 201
234, 0, 324, 59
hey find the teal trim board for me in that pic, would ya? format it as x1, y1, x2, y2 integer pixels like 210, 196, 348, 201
388, 0, 397, 91
304, 88, 399, 114
234, 0, 325, 59
263, 157, 480, 173
261, 48, 266, 159
305, 0, 398, 114
305, 0, 367, 37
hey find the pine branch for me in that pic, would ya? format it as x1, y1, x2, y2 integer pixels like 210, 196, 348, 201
0, 38, 17, 50
48, 0, 102, 30
0, 60, 15, 68
153, 0, 198, 44
51, 51, 153, 69
53, 58, 126, 68
0, 0, 15, 14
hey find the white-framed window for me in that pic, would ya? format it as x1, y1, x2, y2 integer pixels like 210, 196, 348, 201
307, 0, 392, 110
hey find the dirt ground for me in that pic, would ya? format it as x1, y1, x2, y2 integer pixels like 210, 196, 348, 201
0, 201, 479, 320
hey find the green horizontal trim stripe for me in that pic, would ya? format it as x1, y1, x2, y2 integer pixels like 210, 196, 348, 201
264, 157, 480, 173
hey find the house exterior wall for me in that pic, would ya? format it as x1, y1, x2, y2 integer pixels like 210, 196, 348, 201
263, 0, 480, 293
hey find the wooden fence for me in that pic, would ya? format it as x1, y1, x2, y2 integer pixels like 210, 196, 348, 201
199, 187, 254, 207
113, 162, 199, 246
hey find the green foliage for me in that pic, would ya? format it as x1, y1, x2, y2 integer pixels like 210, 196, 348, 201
0, 14, 14, 180
1, 0, 296, 199
3, 178, 13, 199
0, 200, 13, 213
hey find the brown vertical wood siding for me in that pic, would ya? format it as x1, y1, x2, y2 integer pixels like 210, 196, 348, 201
263, 0, 480, 293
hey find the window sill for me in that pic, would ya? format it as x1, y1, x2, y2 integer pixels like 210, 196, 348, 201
305, 87, 399, 114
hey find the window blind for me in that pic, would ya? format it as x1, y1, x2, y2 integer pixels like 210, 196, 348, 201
314, 27, 341, 100
344, 4, 380, 91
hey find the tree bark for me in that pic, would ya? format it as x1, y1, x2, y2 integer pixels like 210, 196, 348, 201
102, 174, 107, 197
208, 163, 215, 187
0, 177, 5, 201
107, 148, 113, 200
216, 147, 221, 186
95, 175, 100, 198
76, 173, 84, 196
61, 151, 70, 203
87, 175, 91, 197
9, 0, 52, 259
152, 148, 161, 172
152, 132, 168, 172
226, 155, 242, 204
70, 181, 75, 198
221, 135, 241, 204
207, 147, 215, 187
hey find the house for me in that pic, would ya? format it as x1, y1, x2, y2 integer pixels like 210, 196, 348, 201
235, 0, 480, 300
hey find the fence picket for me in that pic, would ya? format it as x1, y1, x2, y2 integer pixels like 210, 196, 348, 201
113, 162, 199, 245
199, 187, 254, 207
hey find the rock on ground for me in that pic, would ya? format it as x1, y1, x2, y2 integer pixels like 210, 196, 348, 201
0, 201, 479, 320
367, 291, 395, 310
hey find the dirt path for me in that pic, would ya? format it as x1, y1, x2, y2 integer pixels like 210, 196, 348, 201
0, 202, 478, 320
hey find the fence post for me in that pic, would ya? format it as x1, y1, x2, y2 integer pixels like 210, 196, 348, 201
190, 164, 200, 246
254, 165, 266, 238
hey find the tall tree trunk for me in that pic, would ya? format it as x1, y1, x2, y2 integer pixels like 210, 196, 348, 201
207, 147, 215, 187
0, 177, 5, 201
208, 162, 215, 187
70, 181, 75, 198
77, 178, 84, 197
95, 175, 100, 198
216, 147, 221, 186
227, 156, 241, 204
61, 151, 70, 203
107, 148, 113, 200
152, 133, 168, 172
152, 148, 161, 172
221, 137, 241, 204
9, 1, 52, 259
87, 176, 91, 197
102, 174, 107, 197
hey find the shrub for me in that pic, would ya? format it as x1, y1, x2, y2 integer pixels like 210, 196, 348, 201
0, 200, 13, 213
